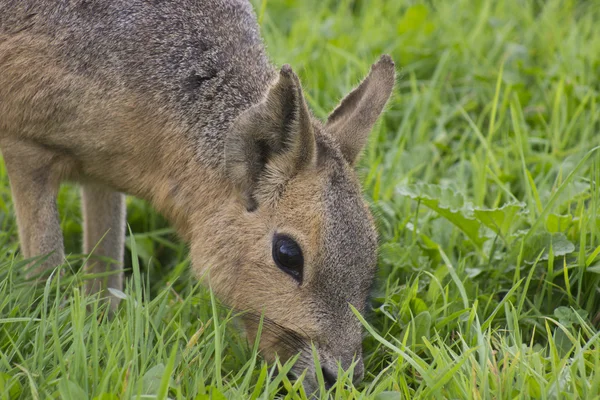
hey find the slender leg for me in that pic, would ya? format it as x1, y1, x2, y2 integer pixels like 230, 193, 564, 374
81, 184, 126, 311
1, 140, 65, 277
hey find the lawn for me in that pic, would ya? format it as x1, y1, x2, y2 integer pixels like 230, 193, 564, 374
2, 0, 600, 398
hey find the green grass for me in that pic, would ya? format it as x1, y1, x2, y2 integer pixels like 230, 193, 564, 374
2, 0, 600, 398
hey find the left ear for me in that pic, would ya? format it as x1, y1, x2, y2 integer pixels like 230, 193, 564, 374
325, 54, 396, 165
225, 64, 315, 211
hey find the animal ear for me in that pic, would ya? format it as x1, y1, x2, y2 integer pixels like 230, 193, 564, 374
225, 64, 315, 211
325, 54, 395, 165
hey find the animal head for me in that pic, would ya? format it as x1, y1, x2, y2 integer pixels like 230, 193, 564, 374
198, 55, 395, 393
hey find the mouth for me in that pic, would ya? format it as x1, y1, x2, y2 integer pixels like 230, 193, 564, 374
287, 354, 361, 395
287, 367, 320, 396
239, 312, 363, 394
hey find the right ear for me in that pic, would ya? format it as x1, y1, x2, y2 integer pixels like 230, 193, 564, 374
225, 65, 315, 211
325, 55, 395, 165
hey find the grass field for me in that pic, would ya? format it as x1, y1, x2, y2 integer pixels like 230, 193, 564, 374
2, 0, 600, 398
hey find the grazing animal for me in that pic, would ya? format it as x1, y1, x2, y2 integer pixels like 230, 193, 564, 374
0, 0, 395, 392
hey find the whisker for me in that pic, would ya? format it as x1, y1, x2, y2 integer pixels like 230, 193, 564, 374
241, 311, 310, 353
191, 296, 316, 361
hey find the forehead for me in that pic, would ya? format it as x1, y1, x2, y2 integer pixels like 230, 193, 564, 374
312, 136, 378, 305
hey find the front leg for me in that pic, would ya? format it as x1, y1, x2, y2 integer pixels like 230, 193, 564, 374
81, 184, 126, 312
1, 139, 65, 277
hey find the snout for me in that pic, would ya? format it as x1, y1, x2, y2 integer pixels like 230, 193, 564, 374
293, 350, 364, 394
320, 357, 364, 389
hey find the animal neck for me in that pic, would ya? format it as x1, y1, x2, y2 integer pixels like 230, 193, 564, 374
100, 84, 258, 245
144, 143, 235, 243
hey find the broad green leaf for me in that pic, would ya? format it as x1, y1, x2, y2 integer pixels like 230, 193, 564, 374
553, 328, 572, 358
527, 375, 542, 398
587, 262, 600, 274
397, 184, 529, 249
58, 379, 88, 400
396, 184, 485, 247
545, 213, 573, 233
473, 202, 526, 237
0, 373, 22, 399
379, 242, 430, 270
127, 236, 155, 266
521, 232, 575, 264
410, 311, 432, 344
410, 298, 429, 315
551, 179, 590, 208
195, 387, 227, 400
375, 391, 402, 400
379, 242, 406, 267
554, 307, 588, 327
142, 364, 165, 395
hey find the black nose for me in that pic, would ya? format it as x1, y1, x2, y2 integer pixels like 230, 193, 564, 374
321, 365, 337, 389
320, 358, 364, 389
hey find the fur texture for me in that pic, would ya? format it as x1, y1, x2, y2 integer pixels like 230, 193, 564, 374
0, 0, 395, 392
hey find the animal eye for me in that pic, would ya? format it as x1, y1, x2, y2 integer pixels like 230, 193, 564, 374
272, 234, 304, 284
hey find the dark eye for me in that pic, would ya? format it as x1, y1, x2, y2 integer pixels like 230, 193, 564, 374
272, 234, 304, 284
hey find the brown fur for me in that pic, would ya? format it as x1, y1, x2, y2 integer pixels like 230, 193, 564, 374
0, 0, 395, 392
